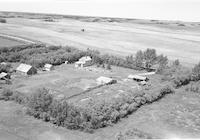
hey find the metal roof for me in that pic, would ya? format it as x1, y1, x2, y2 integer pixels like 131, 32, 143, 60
96, 76, 113, 84
128, 74, 147, 80
0, 72, 8, 79
79, 56, 92, 62
44, 64, 53, 68
16, 63, 33, 73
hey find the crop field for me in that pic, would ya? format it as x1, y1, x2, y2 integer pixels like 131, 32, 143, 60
0, 12, 200, 66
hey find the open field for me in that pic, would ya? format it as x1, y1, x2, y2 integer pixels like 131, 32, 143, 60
0, 37, 23, 48
1, 12, 200, 66
0, 33, 35, 48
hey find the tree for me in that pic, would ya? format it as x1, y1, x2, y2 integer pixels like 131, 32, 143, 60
173, 59, 180, 66
143, 48, 157, 68
192, 62, 200, 81
157, 54, 168, 72
126, 55, 134, 64
135, 50, 144, 67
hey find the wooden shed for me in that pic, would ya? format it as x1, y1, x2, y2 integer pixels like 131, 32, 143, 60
16, 63, 37, 75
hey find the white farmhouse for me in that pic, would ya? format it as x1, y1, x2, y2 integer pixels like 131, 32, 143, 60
75, 56, 92, 68
43, 64, 53, 71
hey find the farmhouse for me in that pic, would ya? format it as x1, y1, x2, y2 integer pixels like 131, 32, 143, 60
43, 64, 53, 71
96, 76, 116, 85
128, 74, 148, 82
16, 63, 37, 75
75, 56, 92, 68
0, 72, 10, 80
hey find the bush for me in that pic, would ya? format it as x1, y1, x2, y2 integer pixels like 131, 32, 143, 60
0, 18, 6, 23
185, 82, 200, 93
27, 88, 53, 117
160, 85, 174, 95
0, 88, 13, 101
173, 74, 191, 88
11, 91, 28, 104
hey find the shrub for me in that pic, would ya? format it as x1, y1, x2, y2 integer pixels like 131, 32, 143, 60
173, 75, 191, 88
11, 91, 28, 104
27, 88, 53, 117
0, 18, 6, 23
160, 85, 174, 95
0, 88, 13, 101
192, 62, 200, 81
185, 82, 200, 93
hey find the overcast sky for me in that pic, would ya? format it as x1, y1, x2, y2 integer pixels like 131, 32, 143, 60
0, 0, 200, 22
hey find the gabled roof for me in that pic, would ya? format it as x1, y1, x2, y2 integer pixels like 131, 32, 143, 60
16, 63, 33, 73
0, 72, 8, 79
44, 64, 53, 68
79, 56, 92, 62
128, 75, 147, 81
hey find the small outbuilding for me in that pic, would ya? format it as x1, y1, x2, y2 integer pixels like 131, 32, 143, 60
0, 72, 10, 80
128, 74, 148, 82
75, 56, 92, 68
65, 61, 68, 64
0, 62, 7, 65
16, 63, 37, 75
43, 64, 53, 71
96, 76, 116, 85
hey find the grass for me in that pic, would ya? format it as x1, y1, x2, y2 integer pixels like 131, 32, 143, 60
0, 37, 25, 48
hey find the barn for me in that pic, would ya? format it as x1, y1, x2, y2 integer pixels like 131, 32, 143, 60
16, 63, 37, 75
128, 74, 148, 82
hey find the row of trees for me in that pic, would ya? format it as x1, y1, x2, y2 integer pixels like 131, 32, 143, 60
170, 61, 200, 88
0, 85, 174, 132
134, 48, 168, 72
1, 44, 166, 71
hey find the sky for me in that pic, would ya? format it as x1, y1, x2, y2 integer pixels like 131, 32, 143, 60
0, 0, 200, 22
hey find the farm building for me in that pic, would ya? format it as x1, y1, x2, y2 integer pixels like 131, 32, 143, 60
0, 72, 10, 80
16, 63, 37, 75
43, 64, 53, 71
75, 56, 92, 68
96, 76, 116, 85
149, 64, 160, 72
128, 74, 148, 82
